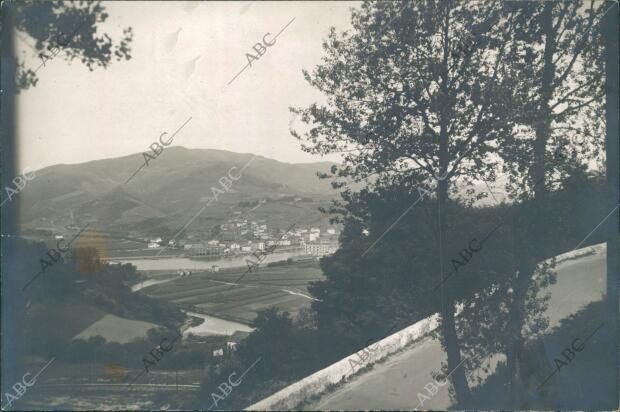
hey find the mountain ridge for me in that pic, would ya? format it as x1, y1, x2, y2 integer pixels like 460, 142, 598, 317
20, 147, 340, 236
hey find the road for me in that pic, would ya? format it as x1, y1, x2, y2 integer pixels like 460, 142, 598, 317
308, 245, 606, 410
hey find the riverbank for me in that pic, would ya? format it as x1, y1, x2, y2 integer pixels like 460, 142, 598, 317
110, 250, 309, 271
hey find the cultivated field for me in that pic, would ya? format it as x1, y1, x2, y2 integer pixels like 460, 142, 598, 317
73, 314, 161, 344
141, 259, 325, 324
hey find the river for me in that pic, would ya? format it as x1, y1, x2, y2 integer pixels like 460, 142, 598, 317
131, 278, 176, 292
111, 250, 306, 271
130, 281, 253, 335
183, 311, 254, 336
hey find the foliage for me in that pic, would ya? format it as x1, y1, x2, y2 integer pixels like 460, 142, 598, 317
498, 0, 606, 200
292, 0, 516, 196
6, 238, 185, 362
266, 258, 294, 267
7, 0, 133, 91
465, 299, 615, 410
198, 308, 325, 410
292, 1, 524, 402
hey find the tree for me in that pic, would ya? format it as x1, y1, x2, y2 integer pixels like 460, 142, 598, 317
309, 186, 440, 347
6, 0, 133, 92
73, 246, 104, 273
293, 0, 517, 404
497, 1, 607, 397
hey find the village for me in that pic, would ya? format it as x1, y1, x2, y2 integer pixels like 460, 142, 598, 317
146, 216, 340, 265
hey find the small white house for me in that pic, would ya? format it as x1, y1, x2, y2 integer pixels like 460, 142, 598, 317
226, 331, 251, 350
147, 242, 160, 249
213, 348, 224, 357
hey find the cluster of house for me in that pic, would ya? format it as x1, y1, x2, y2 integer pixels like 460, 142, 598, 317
145, 218, 340, 258
177, 266, 219, 277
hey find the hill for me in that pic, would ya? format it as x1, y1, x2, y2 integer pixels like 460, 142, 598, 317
19, 147, 340, 237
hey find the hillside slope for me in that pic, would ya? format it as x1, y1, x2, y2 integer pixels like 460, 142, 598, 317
20, 147, 339, 235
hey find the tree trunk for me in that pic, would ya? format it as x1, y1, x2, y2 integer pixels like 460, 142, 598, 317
532, 2, 557, 206
507, 2, 557, 397
441, 297, 473, 405
603, 1, 619, 405
435, 3, 472, 406
438, 177, 472, 406
506, 212, 527, 405
506, 262, 532, 404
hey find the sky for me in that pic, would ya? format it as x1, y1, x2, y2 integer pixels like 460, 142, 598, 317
16, 1, 358, 170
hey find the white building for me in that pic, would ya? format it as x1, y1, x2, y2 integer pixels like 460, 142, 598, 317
305, 241, 337, 256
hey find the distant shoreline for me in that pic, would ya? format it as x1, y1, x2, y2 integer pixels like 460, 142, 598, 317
108, 250, 312, 271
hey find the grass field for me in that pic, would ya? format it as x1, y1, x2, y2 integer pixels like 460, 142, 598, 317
141, 259, 325, 324
73, 314, 161, 344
